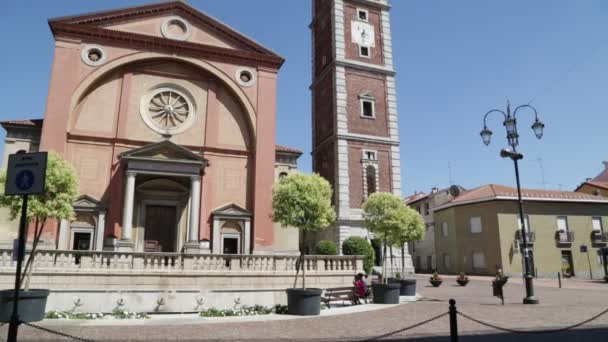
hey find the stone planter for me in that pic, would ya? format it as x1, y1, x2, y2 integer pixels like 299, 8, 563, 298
456, 278, 469, 286
372, 283, 400, 304
429, 279, 443, 287
286, 288, 322, 316
0, 289, 50, 323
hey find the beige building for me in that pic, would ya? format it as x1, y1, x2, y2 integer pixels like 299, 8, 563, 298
433, 184, 608, 279
405, 185, 464, 273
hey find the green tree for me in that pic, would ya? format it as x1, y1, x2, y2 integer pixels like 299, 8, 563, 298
391, 205, 425, 277
272, 173, 336, 288
314, 240, 337, 256
342, 237, 375, 274
362, 192, 409, 284
0, 152, 79, 290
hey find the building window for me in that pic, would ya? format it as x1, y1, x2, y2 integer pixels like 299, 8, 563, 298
517, 215, 530, 231
424, 203, 430, 215
363, 150, 376, 160
359, 46, 370, 58
357, 9, 369, 22
442, 222, 448, 237
361, 99, 375, 117
470, 217, 482, 234
366, 165, 377, 195
279, 172, 288, 180
557, 216, 569, 232
592, 217, 603, 232
443, 254, 451, 269
598, 250, 606, 265
472, 252, 486, 269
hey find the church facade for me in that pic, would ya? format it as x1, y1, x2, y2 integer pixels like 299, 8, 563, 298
1, 1, 301, 256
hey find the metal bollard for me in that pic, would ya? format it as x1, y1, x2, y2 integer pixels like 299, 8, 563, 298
558, 272, 562, 288
449, 299, 459, 342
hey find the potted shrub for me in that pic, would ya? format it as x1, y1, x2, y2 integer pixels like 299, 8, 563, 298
390, 205, 425, 296
363, 193, 410, 304
0, 152, 78, 323
272, 173, 336, 316
456, 272, 469, 286
429, 272, 443, 287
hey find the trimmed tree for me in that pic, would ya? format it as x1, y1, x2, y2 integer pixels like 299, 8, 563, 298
342, 237, 375, 275
362, 192, 408, 284
272, 173, 336, 288
0, 151, 78, 290
314, 240, 338, 256
391, 205, 425, 277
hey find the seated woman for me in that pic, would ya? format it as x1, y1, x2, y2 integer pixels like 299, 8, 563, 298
353, 273, 367, 304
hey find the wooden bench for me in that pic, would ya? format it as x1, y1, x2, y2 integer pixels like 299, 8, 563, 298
321, 287, 356, 308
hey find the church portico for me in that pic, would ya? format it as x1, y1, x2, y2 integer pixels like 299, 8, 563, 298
116, 140, 207, 253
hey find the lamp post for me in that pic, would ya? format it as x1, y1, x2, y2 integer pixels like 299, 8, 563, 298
480, 101, 544, 305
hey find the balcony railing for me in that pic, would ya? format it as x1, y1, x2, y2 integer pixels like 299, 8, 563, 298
555, 230, 575, 245
0, 249, 363, 274
515, 230, 536, 246
591, 231, 608, 244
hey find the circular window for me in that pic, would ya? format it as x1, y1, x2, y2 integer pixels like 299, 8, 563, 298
235, 67, 256, 87
81, 45, 106, 66
161, 16, 192, 41
139, 86, 196, 136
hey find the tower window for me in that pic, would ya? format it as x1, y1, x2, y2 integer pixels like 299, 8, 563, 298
361, 99, 375, 118
359, 46, 370, 58
363, 150, 376, 160
366, 165, 377, 195
279, 172, 288, 180
357, 9, 369, 22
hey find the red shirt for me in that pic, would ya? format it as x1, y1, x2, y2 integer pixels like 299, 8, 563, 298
354, 279, 366, 297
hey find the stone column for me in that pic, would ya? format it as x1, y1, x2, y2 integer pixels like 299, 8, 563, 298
184, 175, 202, 254
95, 210, 106, 251
57, 219, 69, 250
116, 171, 135, 252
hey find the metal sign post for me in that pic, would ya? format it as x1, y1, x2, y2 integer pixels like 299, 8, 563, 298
4, 152, 47, 342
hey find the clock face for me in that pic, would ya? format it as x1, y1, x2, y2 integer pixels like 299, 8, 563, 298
351, 21, 375, 47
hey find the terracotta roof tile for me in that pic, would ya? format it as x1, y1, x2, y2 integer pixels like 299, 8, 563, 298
0, 119, 43, 128
404, 192, 428, 204
592, 162, 608, 182
584, 181, 608, 190
448, 183, 608, 206
276, 144, 303, 154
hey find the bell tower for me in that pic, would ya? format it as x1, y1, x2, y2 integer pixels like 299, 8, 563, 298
311, 0, 409, 270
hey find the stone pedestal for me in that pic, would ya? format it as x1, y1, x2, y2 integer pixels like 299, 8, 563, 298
183, 241, 201, 254
115, 240, 134, 252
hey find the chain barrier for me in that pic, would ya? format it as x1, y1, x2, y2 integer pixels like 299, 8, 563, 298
360, 311, 449, 342
20, 321, 97, 342
457, 307, 608, 335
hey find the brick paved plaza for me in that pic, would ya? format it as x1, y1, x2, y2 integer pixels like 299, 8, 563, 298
2, 274, 607, 341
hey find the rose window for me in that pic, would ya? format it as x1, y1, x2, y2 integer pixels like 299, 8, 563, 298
140, 86, 196, 135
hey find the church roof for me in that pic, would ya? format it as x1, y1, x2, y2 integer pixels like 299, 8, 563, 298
276, 144, 303, 155
0, 119, 43, 129
48, 1, 284, 69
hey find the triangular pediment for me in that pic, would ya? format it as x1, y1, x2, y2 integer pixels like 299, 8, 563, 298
120, 140, 207, 164
74, 195, 104, 209
48, 1, 283, 68
212, 203, 252, 217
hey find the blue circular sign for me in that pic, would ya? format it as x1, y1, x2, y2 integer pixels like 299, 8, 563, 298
15, 170, 35, 191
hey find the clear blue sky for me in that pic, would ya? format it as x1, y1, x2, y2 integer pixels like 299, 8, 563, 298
1, 0, 607, 195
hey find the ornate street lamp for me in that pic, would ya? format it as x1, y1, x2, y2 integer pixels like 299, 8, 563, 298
480, 101, 544, 305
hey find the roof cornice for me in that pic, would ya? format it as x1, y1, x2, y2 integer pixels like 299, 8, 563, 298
434, 195, 608, 212
49, 22, 284, 69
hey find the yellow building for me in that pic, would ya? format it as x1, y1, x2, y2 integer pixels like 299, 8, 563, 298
433, 184, 608, 279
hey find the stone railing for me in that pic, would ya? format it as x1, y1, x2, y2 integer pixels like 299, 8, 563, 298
0, 249, 363, 274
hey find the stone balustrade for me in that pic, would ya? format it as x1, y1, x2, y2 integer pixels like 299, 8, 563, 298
0, 249, 363, 274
